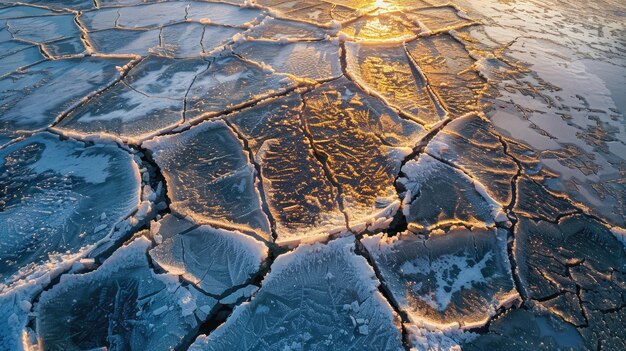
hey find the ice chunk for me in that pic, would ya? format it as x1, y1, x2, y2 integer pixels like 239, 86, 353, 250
232, 39, 341, 81
184, 55, 298, 123
0, 133, 141, 283
226, 93, 345, 243
398, 154, 503, 231
243, 17, 333, 41
515, 214, 626, 349
88, 28, 161, 56
57, 56, 209, 142
406, 34, 486, 116
35, 237, 218, 351
302, 77, 425, 231
189, 237, 404, 351
6, 15, 82, 44
0, 290, 30, 351
219, 285, 259, 305
406, 6, 474, 33
149, 214, 268, 295
143, 120, 271, 239
362, 228, 518, 329
425, 113, 517, 205
345, 42, 443, 125
56, 83, 182, 142
0, 57, 129, 142
340, 11, 419, 42
256, 0, 359, 26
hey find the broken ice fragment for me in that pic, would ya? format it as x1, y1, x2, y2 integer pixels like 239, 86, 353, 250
232, 39, 341, 81
0, 57, 129, 142
225, 93, 345, 243
184, 55, 298, 123
345, 42, 443, 125
425, 113, 517, 205
35, 237, 217, 351
0, 132, 141, 283
143, 120, 271, 240
398, 154, 505, 231
406, 34, 486, 116
56, 83, 183, 143
189, 237, 404, 351
302, 77, 425, 232
149, 214, 268, 295
362, 227, 518, 329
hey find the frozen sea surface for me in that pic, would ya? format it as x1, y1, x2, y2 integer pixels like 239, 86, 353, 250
0, 0, 625, 350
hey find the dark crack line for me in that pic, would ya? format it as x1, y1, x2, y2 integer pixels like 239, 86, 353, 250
222, 119, 279, 243
298, 91, 350, 231
354, 239, 411, 351
50, 56, 145, 127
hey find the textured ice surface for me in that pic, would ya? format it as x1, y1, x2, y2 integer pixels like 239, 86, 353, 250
425, 113, 517, 206
226, 93, 345, 243
232, 39, 342, 81
256, 0, 360, 25
0, 133, 140, 283
463, 309, 585, 351
1, 0, 625, 349
189, 237, 404, 351
405, 35, 485, 117
398, 154, 505, 231
345, 42, 443, 125
56, 56, 209, 142
0, 57, 129, 142
184, 55, 298, 123
149, 214, 268, 295
302, 77, 424, 231
144, 120, 271, 240
362, 228, 518, 329
36, 237, 217, 351
243, 17, 333, 41
515, 214, 626, 349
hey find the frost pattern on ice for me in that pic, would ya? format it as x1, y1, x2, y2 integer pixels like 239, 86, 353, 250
0, 58, 129, 143
0, 133, 140, 284
362, 228, 518, 329
189, 236, 404, 351
144, 120, 271, 240
149, 214, 268, 295
35, 237, 217, 351
398, 154, 505, 231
